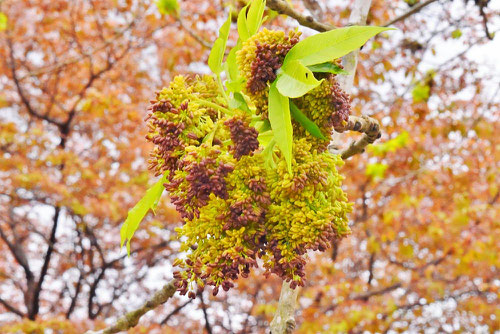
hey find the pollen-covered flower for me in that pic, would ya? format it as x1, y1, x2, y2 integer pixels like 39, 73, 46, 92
146, 30, 354, 298
292, 73, 352, 151
237, 28, 301, 117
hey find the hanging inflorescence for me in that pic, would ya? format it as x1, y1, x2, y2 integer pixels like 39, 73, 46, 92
146, 28, 353, 297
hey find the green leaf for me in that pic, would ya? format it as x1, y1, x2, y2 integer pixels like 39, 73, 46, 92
247, 0, 266, 37
366, 163, 388, 181
368, 131, 410, 156
258, 130, 274, 147
226, 40, 241, 81
412, 83, 430, 103
120, 174, 167, 255
308, 62, 349, 75
262, 138, 277, 169
237, 5, 250, 41
268, 82, 292, 173
208, 39, 225, 74
451, 29, 462, 39
226, 78, 245, 92
290, 101, 327, 140
225, 40, 245, 92
284, 26, 395, 66
228, 92, 251, 112
208, 14, 232, 75
276, 60, 323, 98
0, 12, 7, 31
155, 0, 179, 16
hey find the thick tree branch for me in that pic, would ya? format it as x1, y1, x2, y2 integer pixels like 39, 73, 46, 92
330, 115, 381, 160
267, 0, 333, 32
383, 0, 440, 27
270, 281, 298, 334
28, 206, 61, 320
85, 279, 178, 334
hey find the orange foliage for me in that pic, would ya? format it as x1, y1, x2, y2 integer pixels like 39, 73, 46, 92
0, 0, 498, 333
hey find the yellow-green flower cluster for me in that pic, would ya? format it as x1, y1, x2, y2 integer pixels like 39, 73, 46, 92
263, 139, 352, 287
146, 29, 354, 297
237, 28, 301, 118
174, 153, 270, 296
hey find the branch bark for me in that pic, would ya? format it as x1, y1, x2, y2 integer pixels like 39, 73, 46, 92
85, 279, 178, 334
330, 115, 381, 160
267, 0, 333, 32
28, 206, 61, 320
269, 281, 299, 334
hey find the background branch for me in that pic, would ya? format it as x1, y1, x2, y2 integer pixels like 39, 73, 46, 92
383, 0, 440, 27
85, 279, 178, 334
267, 0, 333, 32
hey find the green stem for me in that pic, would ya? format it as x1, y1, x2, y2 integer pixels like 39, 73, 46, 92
193, 98, 233, 116
216, 74, 229, 104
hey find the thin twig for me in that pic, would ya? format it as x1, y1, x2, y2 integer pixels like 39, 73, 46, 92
383, 0, 440, 27
178, 17, 212, 49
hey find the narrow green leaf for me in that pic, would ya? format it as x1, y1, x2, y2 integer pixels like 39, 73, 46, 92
155, 0, 179, 16
208, 14, 232, 75
258, 130, 274, 147
225, 40, 245, 92
208, 39, 225, 74
120, 174, 167, 255
290, 101, 327, 140
276, 59, 323, 98
237, 5, 250, 41
284, 26, 395, 66
308, 62, 349, 75
268, 82, 292, 173
247, 0, 266, 36
262, 138, 277, 169
226, 78, 245, 92
226, 40, 241, 81
0, 12, 7, 31
228, 92, 251, 112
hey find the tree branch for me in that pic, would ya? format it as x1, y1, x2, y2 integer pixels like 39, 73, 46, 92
0, 297, 25, 317
160, 299, 193, 325
269, 281, 299, 334
383, 0, 440, 27
6, 37, 63, 127
350, 283, 402, 301
199, 292, 213, 334
85, 279, 178, 334
266, 0, 334, 32
330, 115, 381, 160
177, 17, 211, 49
28, 206, 61, 320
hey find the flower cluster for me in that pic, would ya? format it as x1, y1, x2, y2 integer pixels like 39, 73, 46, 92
237, 29, 301, 118
292, 70, 352, 151
146, 29, 353, 297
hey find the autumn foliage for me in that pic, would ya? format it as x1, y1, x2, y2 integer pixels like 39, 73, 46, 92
0, 0, 498, 333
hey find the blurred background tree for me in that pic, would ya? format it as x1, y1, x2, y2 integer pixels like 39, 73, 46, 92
0, 0, 498, 333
